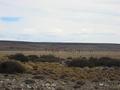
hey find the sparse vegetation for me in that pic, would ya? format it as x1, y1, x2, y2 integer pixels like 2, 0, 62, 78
1, 53, 120, 81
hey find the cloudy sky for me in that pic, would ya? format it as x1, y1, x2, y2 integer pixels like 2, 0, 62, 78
0, 0, 120, 43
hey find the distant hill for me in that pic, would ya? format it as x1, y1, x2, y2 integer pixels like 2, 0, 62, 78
0, 40, 120, 51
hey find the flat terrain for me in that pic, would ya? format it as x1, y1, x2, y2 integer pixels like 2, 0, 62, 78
0, 41, 120, 59
0, 41, 120, 90
0, 40, 120, 51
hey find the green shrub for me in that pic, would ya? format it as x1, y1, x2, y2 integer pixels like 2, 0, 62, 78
0, 61, 26, 74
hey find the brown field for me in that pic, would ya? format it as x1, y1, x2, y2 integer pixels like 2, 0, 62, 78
0, 50, 120, 59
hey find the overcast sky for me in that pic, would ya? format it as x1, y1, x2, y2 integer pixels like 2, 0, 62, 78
0, 0, 120, 43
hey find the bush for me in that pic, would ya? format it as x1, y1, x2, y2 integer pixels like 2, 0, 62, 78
98, 57, 120, 67
39, 55, 61, 63
0, 61, 26, 74
8, 53, 28, 62
66, 57, 120, 68
27, 55, 39, 62
7, 54, 61, 63
66, 57, 89, 68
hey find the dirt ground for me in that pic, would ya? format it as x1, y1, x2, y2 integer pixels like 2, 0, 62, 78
0, 73, 119, 90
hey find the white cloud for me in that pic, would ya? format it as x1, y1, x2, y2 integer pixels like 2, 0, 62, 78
0, 0, 120, 43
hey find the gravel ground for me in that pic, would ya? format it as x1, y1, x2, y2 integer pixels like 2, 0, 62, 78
0, 74, 119, 90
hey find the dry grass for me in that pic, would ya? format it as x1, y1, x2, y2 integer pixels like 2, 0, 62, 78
0, 51, 120, 59
24, 62, 120, 81
0, 54, 9, 62
0, 51, 120, 81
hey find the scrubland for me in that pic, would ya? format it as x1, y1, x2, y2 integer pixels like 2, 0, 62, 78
0, 53, 120, 90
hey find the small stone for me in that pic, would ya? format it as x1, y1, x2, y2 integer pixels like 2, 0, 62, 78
32, 75, 45, 80
45, 83, 51, 87
24, 79, 35, 84
51, 83, 56, 87
0, 80, 3, 83
27, 85, 31, 88
99, 83, 104, 86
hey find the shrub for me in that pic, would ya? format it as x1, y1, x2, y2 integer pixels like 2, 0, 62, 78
66, 57, 88, 68
66, 57, 120, 67
98, 57, 120, 67
8, 54, 61, 63
39, 55, 61, 63
8, 53, 28, 62
0, 61, 26, 74
27, 55, 39, 62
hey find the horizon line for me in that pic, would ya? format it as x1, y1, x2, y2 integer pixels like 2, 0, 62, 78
0, 40, 120, 45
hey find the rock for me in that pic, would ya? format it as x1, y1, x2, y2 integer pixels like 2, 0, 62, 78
24, 79, 35, 84
32, 75, 45, 80
76, 80, 85, 85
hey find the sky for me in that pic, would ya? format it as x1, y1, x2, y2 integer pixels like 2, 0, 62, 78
0, 0, 120, 43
